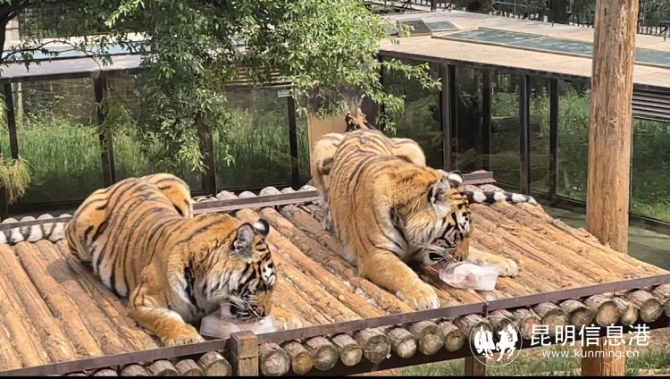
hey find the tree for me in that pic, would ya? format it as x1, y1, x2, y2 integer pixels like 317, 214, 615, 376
582, 0, 638, 374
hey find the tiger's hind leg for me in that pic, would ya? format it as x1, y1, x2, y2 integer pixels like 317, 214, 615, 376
358, 249, 440, 311
465, 246, 519, 277
128, 287, 204, 346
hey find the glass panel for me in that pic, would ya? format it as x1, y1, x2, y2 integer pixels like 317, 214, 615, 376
295, 97, 311, 187
384, 59, 443, 168
529, 76, 552, 193
556, 79, 590, 201
214, 87, 292, 189
454, 66, 484, 173
106, 74, 202, 191
631, 118, 670, 222
489, 71, 520, 188
11, 78, 104, 204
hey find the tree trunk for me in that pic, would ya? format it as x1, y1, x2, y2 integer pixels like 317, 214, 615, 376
582, 0, 638, 375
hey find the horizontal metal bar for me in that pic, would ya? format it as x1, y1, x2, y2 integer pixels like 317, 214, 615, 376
0, 171, 495, 231
256, 274, 670, 344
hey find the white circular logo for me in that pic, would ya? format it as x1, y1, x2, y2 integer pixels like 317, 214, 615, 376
469, 317, 523, 368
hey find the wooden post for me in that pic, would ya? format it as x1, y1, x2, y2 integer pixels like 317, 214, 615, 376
582, 0, 638, 376
225, 331, 259, 376
464, 357, 487, 376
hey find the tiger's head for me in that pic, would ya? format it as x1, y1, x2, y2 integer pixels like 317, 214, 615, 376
220, 218, 277, 321
399, 170, 472, 268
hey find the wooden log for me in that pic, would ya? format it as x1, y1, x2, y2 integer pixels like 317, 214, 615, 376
264, 203, 416, 314
55, 242, 160, 350
304, 336, 339, 371
175, 359, 203, 376
611, 297, 639, 327
653, 284, 670, 317
94, 369, 119, 376
385, 327, 417, 359
231, 207, 364, 324
0, 254, 49, 368
12, 243, 105, 357
274, 280, 331, 326
584, 294, 620, 326
120, 364, 149, 376
242, 207, 385, 319
281, 341, 314, 375
34, 242, 134, 355
147, 360, 178, 376
355, 328, 391, 363
0, 247, 56, 368
259, 342, 291, 376
559, 299, 595, 328
512, 308, 541, 340
66, 372, 88, 376
198, 351, 232, 376
652, 284, 670, 302
454, 314, 491, 339
487, 310, 517, 336
625, 290, 663, 323
331, 334, 363, 367
437, 320, 466, 352
531, 303, 568, 337
408, 320, 445, 356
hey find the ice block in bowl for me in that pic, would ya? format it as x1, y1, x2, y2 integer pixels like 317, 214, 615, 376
438, 261, 500, 291
199, 305, 279, 339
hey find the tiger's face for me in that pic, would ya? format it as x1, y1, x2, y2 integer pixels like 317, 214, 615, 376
404, 171, 472, 268
224, 219, 277, 321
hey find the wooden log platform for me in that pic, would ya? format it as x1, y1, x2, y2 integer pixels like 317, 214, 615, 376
1, 180, 670, 376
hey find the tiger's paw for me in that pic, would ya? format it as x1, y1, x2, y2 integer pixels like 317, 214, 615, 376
271, 307, 303, 330
161, 325, 205, 346
396, 281, 440, 311
471, 255, 519, 278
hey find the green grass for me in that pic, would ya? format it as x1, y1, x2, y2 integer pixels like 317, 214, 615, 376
394, 346, 670, 376
0, 109, 311, 206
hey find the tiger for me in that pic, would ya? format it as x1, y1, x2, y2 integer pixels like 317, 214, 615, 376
0, 173, 194, 245
325, 129, 536, 311
64, 175, 299, 346
309, 112, 427, 232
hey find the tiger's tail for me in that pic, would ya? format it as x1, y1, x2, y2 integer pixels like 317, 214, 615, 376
0, 214, 70, 246
465, 190, 538, 206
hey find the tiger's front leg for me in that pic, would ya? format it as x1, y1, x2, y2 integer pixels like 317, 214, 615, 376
466, 246, 519, 277
128, 286, 204, 346
359, 249, 440, 311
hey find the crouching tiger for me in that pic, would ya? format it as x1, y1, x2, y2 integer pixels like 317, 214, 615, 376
65, 173, 300, 346
325, 129, 536, 310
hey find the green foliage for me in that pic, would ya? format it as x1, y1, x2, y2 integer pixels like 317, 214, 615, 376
80, 0, 436, 173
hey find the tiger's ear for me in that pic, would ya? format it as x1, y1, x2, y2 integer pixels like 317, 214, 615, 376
233, 223, 256, 258
253, 219, 270, 237
446, 170, 464, 187
429, 175, 451, 204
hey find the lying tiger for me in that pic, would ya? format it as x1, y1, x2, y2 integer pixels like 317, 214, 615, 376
60, 173, 299, 346
321, 129, 538, 310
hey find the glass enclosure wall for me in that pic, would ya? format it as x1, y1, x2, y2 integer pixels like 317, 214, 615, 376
3, 74, 309, 214
383, 58, 443, 168
3, 79, 105, 204
632, 118, 670, 223
528, 76, 552, 194
453, 66, 485, 173
488, 70, 521, 188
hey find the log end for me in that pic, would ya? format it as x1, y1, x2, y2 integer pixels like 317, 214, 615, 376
175, 359, 204, 376
409, 321, 445, 356
148, 359, 178, 376
259, 342, 291, 377
305, 336, 339, 372
355, 328, 391, 364
198, 351, 232, 376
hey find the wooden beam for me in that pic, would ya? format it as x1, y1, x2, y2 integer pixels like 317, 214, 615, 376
582, 0, 639, 375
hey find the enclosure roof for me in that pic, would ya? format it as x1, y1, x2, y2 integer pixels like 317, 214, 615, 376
1, 180, 670, 375
379, 10, 670, 90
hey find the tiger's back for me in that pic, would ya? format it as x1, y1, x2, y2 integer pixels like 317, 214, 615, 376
65, 177, 187, 297
65, 173, 194, 267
